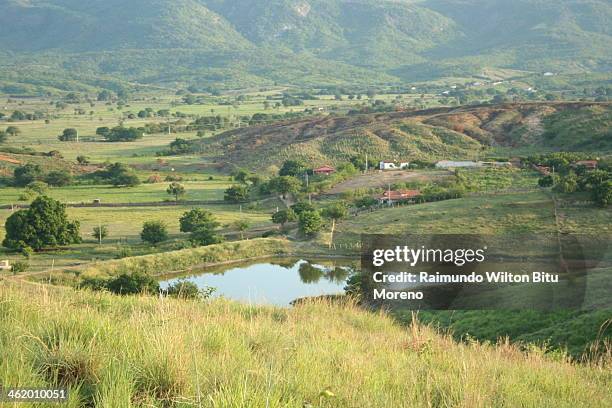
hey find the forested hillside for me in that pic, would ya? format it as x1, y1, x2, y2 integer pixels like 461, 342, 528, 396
0, 0, 610, 91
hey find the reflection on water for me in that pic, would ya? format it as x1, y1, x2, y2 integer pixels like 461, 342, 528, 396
159, 259, 355, 306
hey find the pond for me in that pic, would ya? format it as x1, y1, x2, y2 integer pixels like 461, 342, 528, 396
159, 258, 357, 306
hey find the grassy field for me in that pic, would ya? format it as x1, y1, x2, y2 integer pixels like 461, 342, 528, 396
0, 91, 446, 165
338, 190, 611, 238
0, 181, 233, 206
0, 281, 609, 408
0, 204, 276, 274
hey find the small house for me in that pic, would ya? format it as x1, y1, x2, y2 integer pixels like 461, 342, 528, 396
313, 165, 336, 176
0, 260, 10, 271
378, 189, 421, 204
574, 160, 598, 170
379, 161, 410, 171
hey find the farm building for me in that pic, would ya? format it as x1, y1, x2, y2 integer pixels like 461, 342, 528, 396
0, 260, 10, 271
436, 161, 482, 169
573, 160, 598, 170
378, 189, 421, 204
313, 165, 336, 176
379, 161, 410, 171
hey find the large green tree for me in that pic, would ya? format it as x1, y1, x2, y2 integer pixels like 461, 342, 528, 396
224, 185, 250, 203
140, 221, 168, 245
14, 164, 43, 187
2, 196, 81, 251
179, 209, 222, 246
298, 210, 323, 236
269, 176, 301, 199
279, 160, 307, 177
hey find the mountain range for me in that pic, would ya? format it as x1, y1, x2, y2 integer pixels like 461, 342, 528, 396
0, 0, 610, 92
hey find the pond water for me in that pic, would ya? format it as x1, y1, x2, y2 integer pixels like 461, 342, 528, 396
159, 258, 357, 306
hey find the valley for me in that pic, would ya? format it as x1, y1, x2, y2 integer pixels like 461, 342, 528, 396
0, 2, 610, 406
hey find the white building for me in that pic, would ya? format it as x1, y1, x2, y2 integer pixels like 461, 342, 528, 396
0, 260, 10, 271
380, 161, 410, 171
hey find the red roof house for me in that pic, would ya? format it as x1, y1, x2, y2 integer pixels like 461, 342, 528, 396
574, 160, 598, 169
313, 165, 336, 176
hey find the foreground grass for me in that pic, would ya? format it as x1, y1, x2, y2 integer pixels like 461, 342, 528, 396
0, 281, 610, 408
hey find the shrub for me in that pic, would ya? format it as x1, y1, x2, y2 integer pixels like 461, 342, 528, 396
105, 273, 160, 295
45, 170, 73, 187
164, 280, 215, 300
141, 221, 168, 245
224, 185, 250, 203
299, 210, 323, 236
10, 261, 28, 274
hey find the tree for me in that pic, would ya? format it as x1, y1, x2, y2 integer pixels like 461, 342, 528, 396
92, 225, 109, 244
167, 182, 186, 202
97, 90, 113, 101
234, 219, 250, 240
224, 185, 250, 203
168, 138, 191, 154
113, 172, 140, 187
554, 173, 578, 193
232, 168, 250, 184
6, 126, 20, 136
279, 160, 306, 177
272, 208, 297, 228
45, 170, 73, 187
291, 201, 315, 216
14, 164, 43, 187
538, 175, 555, 188
179, 209, 221, 246
0, 130, 7, 143
592, 180, 612, 207
24, 181, 49, 199
140, 221, 168, 245
190, 226, 224, 246
2, 196, 81, 251
269, 176, 301, 199
298, 210, 323, 236
103, 163, 140, 187
96, 127, 111, 138
322, 203, 348, 249
104, 126, 144, 142
58, 128, 78, 142
578, 170, 609, 191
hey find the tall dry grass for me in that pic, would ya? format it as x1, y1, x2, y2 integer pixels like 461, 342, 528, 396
0, 281, 610, 407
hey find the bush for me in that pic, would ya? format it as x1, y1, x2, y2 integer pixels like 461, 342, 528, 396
80, 273, 160, 295
164, 280, 215, 300
141, 221, 168, 245
298, 210, 323, 236
10, 261, 28, 274
45, 170, 73, 187
14, 164, 43, 187
224, 185, 250, 203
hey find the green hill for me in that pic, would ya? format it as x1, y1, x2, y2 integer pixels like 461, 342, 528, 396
192, 102, 611, 171
1, 281, 609, 407
0, 0, 610, 91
